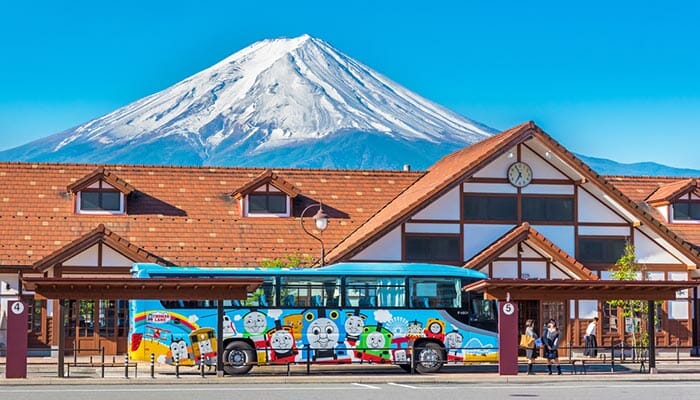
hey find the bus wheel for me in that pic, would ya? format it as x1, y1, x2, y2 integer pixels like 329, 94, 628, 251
223, 341, 255, 375
415, 342, 444, 374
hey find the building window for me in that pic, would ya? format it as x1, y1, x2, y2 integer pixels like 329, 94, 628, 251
463, 195, 517, 221
248, 194, 287, 214
672, 201, 700, 221
522, 196, 574, 223
77, 190, 123, 213
578, 237, 626, 264
405, 235, 461, 262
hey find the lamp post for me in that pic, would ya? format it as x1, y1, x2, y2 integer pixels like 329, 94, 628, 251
300, 202, 329, 266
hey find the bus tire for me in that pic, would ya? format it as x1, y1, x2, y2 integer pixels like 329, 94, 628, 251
415, 342, 444, 374
223, 341, 255, 375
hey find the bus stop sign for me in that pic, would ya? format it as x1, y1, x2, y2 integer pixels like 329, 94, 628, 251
498, 301, 518, 375
6, 300, 28, 378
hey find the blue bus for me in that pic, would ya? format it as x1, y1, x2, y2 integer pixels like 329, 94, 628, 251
129, 262, 497, 374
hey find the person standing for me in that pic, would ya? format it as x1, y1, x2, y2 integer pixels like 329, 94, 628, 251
524, 319, 539, 375
584, 317, 598, 357
544, 319, 561, 375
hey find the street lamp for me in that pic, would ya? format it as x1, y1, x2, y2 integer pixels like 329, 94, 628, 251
300, 202, 329, 266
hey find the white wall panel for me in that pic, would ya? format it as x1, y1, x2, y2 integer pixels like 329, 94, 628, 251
63, 244, 99, 266
577, 188, 627, 223
669, 300, 689, 319
656, 205, 669, 222
463, 182, 517, 194
520, 245, 542, 259
463, 224, 514, 261
521, 146, 568, 179
473, 147, 517, 178
531, 225, 575, 255
492, 261, 518, 278
352, 227, 402, 261
551, 264, 573, 279
102, 245, 134, 267
412, 186, 460, 220
521, 261, 546, 279
691, 193, 700, 201
404, 223, 460, 234
577, 226, 630, 236
521, 184, 574, 195
634, 230, 682, 264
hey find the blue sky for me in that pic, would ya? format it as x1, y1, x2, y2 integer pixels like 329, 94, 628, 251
1, 1, 698, 168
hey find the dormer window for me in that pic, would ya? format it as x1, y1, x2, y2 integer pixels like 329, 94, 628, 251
67, 167, 135, 215
645, 179, 700, 223
231, 169, 300, 217
77, 182, 124, 213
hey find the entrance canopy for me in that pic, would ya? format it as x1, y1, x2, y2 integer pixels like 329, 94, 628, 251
463, 279, 698, 301
22, 277, 263, 300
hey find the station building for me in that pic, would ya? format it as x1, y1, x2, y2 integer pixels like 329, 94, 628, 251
1, 121, 698, 356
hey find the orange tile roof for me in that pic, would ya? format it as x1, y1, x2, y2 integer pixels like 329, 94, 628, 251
325, 121, 535, 263
0, 163, 421, 268
605, 175, 700, 249
463, 222, 598, 280
646, 179, 698, 205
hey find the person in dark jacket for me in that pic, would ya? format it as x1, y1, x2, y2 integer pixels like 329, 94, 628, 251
524, 319, 539, 375
544, 319, 561, 375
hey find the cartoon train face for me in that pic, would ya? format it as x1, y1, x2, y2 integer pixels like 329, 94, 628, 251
189, 328, 217, 363
424, 318, 446, 340
169, 338, 189, 362
306, 315, 340, 350
270, 329, 295, 351
344, 312, 366, 340
243, 310, 267, 336
283, 314, 303, 341
445, 330, 464, 349
357, 324, 394, 362
407, 320, 424, 339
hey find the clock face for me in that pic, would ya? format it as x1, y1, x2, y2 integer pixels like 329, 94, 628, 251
507, 162, 533, 187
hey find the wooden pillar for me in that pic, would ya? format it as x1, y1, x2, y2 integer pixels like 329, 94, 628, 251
57, 299, 65, 378
647, 300, 656, 374
216, 299, 224, 377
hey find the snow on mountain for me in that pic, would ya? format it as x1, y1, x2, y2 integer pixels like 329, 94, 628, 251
0, 34, 495, 169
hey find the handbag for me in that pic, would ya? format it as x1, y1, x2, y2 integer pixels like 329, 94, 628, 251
519, 334, 535, 349
535, 337, 543, 347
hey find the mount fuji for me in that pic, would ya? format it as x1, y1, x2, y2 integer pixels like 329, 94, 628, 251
0, 34, 495, 169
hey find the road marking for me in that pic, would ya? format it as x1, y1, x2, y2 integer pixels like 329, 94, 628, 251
3, 386, 374, 393
388, 382, 418, 389
351, 383, 381, 389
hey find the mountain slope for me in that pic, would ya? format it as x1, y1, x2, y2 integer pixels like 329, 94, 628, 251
577, 154, 700, 177
0, 34, 494, 169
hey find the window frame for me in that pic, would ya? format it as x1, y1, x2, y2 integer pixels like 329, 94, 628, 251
462, 194, 518, 223
404, 234, 462, 263
76, 188, 125, 215
521, 195, 574, 224
671, 200, 700, 223
577, 236, 627, 265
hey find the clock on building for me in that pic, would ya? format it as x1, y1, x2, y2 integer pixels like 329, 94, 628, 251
507, 161, 533, 188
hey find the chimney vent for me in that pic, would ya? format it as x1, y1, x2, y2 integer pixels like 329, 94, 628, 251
403, 164, 411, 172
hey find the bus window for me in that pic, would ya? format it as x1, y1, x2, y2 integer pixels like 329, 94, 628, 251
243, 277, 276, 307
280, 276, 340, 307
345, 277, 405, 308
409, 278, 460, 308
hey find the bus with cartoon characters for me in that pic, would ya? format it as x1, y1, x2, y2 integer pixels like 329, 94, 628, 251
128, 262, 498, 375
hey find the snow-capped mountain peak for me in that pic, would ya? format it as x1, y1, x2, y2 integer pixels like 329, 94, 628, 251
1, 35, 495, 168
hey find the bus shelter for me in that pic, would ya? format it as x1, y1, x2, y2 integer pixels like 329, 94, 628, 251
463, 279, 699, 375
20, 277, 263, 378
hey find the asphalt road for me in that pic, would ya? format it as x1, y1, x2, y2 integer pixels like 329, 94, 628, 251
2, 381, 700, 400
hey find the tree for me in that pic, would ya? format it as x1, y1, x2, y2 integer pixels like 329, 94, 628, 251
259, 253, 311, 268
607, 243, 649, 354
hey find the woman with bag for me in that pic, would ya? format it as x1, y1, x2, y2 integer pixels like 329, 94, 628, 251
523, 319, 538, 375
544, 319, 562, 375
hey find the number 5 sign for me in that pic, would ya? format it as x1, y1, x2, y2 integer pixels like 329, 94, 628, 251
502, 302, 515, 316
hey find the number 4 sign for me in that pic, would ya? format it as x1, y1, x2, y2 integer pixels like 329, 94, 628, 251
11, 301, 25, 315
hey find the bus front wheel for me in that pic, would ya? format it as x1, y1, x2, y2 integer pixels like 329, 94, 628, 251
415, 342, 444, 374
223, 341, 255, 375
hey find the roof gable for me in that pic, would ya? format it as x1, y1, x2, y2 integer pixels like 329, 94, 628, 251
33, 224, 171, 271
230, 169, 301, 200
463, 222, 598, 280
326, 122, 700, 266
67, 166, 136, 195
646, 179, 699, 206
